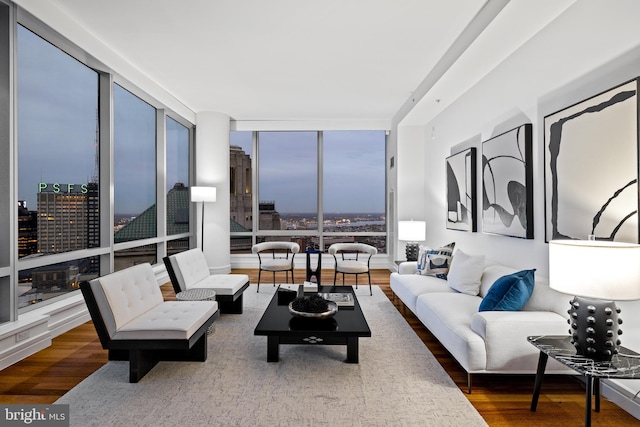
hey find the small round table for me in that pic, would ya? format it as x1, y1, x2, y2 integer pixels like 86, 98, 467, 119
176, 288, 217, 335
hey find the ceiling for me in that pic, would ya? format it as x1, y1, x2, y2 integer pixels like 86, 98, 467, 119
30, 0, 575, 124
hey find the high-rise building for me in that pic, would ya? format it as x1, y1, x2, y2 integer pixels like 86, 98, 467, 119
230, 145, 252, 231
17, 201, 37, 258
36, 182, 98, 254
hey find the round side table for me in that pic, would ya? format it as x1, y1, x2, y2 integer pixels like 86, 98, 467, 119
176, 288, 217, 335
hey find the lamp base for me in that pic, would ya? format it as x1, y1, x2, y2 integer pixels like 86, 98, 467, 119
405, 243, 419, 262
567, 296, 623, 361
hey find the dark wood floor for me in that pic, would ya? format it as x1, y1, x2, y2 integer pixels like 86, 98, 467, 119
1, 268, 638, 426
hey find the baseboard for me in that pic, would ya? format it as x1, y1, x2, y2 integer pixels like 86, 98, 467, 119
602, 379, 640, 421
0, 294, 89, 371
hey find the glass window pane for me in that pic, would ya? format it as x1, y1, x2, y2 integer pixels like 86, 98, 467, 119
17, 25, 99, 258
114, 245, 157, 272
167, 237, 190, 256
323, 130, 386, 253
113, 84, 156, 243
258, 132, 317, 230
18, 256, 100, 309
166, 117, 189, 235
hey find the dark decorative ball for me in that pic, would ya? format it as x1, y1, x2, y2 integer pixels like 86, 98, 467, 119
291, 295, 329, 313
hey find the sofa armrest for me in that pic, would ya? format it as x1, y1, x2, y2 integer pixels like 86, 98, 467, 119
471, 310, 573, 372
398, 261, 418, 275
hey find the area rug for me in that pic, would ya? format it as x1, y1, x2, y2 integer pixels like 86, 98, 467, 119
56, 285, 487, 426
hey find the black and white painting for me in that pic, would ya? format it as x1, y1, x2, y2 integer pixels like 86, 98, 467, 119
482, 124, 533, 239
544, 79, 639, 242
446, 147, 477, 232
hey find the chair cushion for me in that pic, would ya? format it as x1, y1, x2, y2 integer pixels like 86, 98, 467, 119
260, 258, 294, 271
113, 301, 218, 340
336, 260, 369, 274
91, 264, 164, 334
169, 249, 211, 292
190, 274, 249, 295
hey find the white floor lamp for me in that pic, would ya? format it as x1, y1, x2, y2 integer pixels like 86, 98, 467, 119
190, 186, 217, 251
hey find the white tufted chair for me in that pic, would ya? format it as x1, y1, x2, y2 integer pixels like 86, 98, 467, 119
251, 241, 300, 292
328, 243, 377, 295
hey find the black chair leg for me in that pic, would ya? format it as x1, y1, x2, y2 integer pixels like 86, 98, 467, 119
367, 271, 372, 295
333, 270, 337, 286
257, 269, 262, 292
355, 274, 358, 290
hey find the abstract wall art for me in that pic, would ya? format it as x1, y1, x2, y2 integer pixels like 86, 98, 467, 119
544, 79, 639, 243
446, 147, 477, 232
482, 124, 533, 239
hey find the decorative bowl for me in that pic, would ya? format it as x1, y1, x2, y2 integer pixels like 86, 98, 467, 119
288, 301, 338, 319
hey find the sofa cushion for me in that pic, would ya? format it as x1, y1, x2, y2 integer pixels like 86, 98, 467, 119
415, 292, 487, 372
389, 272, 454, 314
479, 269, 535, 312
447, 249, 485, 295
417, 242, 455, 279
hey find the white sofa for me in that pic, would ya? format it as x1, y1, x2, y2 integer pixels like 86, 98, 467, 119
390, 258, 575, 392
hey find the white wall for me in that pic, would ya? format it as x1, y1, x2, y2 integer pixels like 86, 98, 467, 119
398, 1, 640, 277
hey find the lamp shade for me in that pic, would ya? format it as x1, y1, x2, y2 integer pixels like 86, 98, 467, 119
190, 186, 217, 203
549, 240, 640, 300
398, 220, 426, 242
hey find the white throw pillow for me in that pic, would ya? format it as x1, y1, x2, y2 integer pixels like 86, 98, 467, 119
446, 249, 485, 295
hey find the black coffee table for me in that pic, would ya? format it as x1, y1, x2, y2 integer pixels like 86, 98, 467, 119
254, 286, 371, 363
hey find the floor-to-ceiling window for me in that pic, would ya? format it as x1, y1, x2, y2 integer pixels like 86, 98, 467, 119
322, 130, 386, 251
166, 116, 191, 255
8, 15, 195, 315
112, 84, 157, 270
229, 130, 387, 254
16, 24, 100, 308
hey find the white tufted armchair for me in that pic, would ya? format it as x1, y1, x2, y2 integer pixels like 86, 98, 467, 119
251, 241, 300, 292
328, 243, 377, 295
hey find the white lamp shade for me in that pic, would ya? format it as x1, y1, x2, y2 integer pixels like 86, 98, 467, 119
549, 240, 640, 300
190, 186, 217, 202
398, 220, 426, 242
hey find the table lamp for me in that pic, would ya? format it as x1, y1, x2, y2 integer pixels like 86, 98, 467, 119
398, 220, 426, 262
190, 186, 217, 251
549, 240, 640, 361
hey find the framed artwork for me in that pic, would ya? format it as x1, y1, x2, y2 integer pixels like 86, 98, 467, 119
544, 78, 639, 243
482, 124, 533, 239
446, 147, 477, 232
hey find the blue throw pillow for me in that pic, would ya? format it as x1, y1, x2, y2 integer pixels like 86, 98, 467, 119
478, 269, 536, 312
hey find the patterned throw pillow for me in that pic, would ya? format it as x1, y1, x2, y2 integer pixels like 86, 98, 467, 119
416, 242, 455, 279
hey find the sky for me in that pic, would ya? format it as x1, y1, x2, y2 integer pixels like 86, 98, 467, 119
18, 24, 384, 218
230, 130, 386, 214
18, 25, 188, 217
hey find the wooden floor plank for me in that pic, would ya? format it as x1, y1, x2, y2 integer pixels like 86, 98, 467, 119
0, 268, 638, 426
